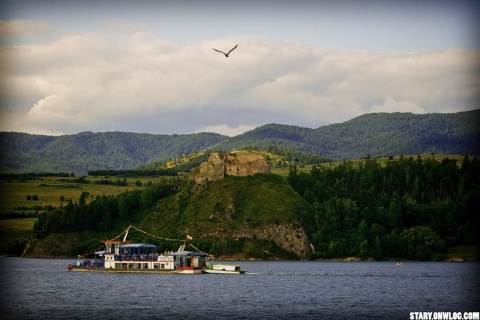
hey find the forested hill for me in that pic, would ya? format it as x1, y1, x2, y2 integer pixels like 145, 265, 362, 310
0, 131, 228, 174
212, 110, 480, 160
1, 110, 479, 174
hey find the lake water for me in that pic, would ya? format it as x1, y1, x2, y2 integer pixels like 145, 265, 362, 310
0, 258, 478, 319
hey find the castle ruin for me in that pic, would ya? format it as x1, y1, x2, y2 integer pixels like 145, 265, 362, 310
190, 152, 271, 184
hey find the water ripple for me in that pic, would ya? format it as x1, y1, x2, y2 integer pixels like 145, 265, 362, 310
0, 258, 478, 319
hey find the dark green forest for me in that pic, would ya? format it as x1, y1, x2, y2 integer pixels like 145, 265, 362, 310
27, 155, 480, 261
0, 131, 227, 174
289, 155, 480, 260
1, 110, 478, 174
212, 110, 480, 160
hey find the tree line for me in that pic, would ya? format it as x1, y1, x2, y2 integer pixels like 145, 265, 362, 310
88, 169, 177, 177
288, 155, 480, 260
33, 178, 183, 238
0, 172, 74, 181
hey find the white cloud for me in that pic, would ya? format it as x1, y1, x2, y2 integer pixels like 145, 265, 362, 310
371, 96, 425, 114
197, 124, 256, 137
28, 95, 57, 117
1, 28, 478, 136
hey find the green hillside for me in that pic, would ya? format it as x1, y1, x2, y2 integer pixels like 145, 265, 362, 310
142, 174, 311, 236
21, 174, 313, 260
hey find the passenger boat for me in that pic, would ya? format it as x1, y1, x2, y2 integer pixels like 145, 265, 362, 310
67, 225, 246, 274
68, 240, 207, 274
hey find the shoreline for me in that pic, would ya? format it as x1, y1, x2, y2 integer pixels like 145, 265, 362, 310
8, 254, 478, 262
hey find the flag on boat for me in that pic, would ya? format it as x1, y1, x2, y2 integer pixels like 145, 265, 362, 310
186, 235, 193, 241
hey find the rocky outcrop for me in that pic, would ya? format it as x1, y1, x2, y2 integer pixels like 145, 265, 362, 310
187, 153, 310, 259
203, 223, 311, 259
191, 152, 270, 185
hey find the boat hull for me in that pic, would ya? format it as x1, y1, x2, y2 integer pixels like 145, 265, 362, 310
69, 266, 204, 274
174, 269, 204, 274
69, 267, 244, 274
203, 269, 246, 274
68, 267, 179, 274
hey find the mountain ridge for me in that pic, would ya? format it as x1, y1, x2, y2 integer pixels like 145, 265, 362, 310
212, 110, 479, 159
1, 110, 479, 174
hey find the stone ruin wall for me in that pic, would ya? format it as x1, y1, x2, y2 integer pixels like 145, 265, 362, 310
224, 154, 271, 177
191, 152, 271, 184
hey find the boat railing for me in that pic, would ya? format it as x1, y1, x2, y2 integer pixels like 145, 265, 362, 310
78, 259, 104, 268
114, 254, 160, 262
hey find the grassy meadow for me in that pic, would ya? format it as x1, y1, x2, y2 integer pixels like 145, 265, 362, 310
0, 175, 183, 248
0, 176, 159, 215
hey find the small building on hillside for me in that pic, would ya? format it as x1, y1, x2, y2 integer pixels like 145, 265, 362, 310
190, 152, 270, 185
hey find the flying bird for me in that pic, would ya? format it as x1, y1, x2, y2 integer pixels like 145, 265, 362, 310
213, 44, 238, 57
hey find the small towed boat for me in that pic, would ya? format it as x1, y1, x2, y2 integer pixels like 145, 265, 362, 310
203, 257, 246, 274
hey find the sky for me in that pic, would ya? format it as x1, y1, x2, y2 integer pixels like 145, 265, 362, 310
0, 0, 479, 137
